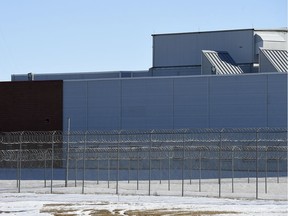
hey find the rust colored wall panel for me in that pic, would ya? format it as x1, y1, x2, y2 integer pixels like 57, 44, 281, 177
0, 80, 63, 132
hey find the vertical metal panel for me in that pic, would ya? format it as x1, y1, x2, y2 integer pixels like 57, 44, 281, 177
153, 29, 254, 67
209, 75, 268, 128
173, 76, 209, 128
267, 73, 287, 127
87, 80, 121, 130
63, 81, 88, 131
121, 79, 148, 129
121, 78, 174, 130
62, 73, 287, 130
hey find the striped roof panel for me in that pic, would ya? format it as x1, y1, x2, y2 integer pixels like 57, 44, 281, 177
260, 49, 288, 72
202, 50, 243, 75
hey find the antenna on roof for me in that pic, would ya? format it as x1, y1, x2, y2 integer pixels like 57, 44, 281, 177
28, 72, 34, 81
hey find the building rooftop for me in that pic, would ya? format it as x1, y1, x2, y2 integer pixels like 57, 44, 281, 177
152, 28, 288, 36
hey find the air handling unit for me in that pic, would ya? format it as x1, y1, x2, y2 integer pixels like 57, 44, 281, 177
259, 48, 288, 73
201, 50, 244, 75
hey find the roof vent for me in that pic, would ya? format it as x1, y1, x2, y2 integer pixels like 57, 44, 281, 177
201, 50, 243, 75
28, 73, 34, 81
259, 48, 288, 73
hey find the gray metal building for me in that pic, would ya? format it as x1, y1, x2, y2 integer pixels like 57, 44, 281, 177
11, 28, 288, 132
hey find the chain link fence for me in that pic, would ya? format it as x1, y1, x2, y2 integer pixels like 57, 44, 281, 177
0, 128, 287, 199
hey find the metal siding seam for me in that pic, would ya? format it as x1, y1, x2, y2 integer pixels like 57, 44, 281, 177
120, 80, 123, 130
266, 75, 269, 127
208, 77, 211, 128
86, 81, 88, 131
172, 78, 175, 129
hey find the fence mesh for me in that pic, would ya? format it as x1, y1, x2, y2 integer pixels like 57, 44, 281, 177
0, 128, 287, 199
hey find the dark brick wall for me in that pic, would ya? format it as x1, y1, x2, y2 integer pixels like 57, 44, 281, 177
0, 80, 63, 132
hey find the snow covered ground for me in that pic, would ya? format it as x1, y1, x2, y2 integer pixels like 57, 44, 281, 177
0, 177, 287, 216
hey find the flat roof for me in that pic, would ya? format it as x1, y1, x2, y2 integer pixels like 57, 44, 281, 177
152, 28, 288, 37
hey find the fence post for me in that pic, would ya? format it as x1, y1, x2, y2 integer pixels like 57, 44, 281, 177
65, 118, 71, 187
277, 158, 279, 183
148, 131, 152, 196
190, 156, 192, 185
137, 148, 139, 190
159, 159, 162, 184
232, 147, 235, 193
116, 132, 120, 194
181, 133, 185, 197
265, 147, 268, 194
199, 150, 202, 192
44, 151, 47, 188
82, 132, 87, 194
218, 130, 222, 198
168, 153, 171, 191
256, 129, 259, 199
75, 159, 78, 187
18, 132, 24, 193
17, 133, 23, 193
50, 131, 56, 194
128, 157, 130, 184
107, 152, 110, 188
96, 149, 99, 185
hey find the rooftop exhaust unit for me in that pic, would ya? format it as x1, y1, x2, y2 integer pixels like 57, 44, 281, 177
259, 48, 288, 73
201, 50, 243, 75
28, 73, 34, 81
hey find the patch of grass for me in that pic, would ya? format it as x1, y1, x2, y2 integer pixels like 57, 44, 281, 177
40, 203, 239, 216
0, 210, 26, 214
40, 203, 77, 216
124, 209, 239, 216
54, 214, 77, 216
114, 209, 124, 215
42, 203, 75, 207
89, 209, 114, 216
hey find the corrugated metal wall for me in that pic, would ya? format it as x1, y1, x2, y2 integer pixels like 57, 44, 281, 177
63, 73, 287, 131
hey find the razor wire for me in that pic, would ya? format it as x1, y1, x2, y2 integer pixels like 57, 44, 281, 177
0, 145, 287, 162
0, 128, 287, 163
0, 128, 287, 144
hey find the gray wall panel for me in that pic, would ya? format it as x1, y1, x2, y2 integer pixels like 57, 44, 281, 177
64, 81, 88, 131
12, 71, 148, 81
209, 75, 268, 128
267, 74, 287, 127
87, 80, 121, 130
174, 77, 209, 128
63, 73, 287, 131
153, 30, 254, 67
122, 79, 148, 129
88, 80, 121, 106
121, 78, 174, 130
